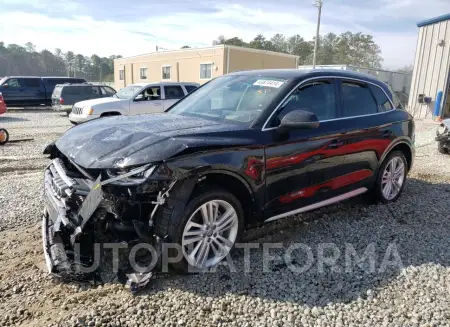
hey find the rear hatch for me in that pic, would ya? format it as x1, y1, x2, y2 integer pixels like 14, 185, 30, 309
52, 85, 63, 106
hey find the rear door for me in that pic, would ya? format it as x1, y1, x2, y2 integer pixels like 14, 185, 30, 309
162, 85, 185, 110
22, 78, 44, 104
264, 78, 351, 220
336, 79, 395, 187
130, 85, 164, 114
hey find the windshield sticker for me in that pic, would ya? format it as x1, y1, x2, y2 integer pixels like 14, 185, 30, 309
253, 79, 285, 88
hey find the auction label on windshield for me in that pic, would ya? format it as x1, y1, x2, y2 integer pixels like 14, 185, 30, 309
253, 79, 285, 88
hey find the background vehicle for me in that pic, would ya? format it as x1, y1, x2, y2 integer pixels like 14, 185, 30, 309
68, 82, 199, 124
0, 92, 7, 115
0, 76, 86, 106
52, 83, 116, 113
43, 69, 414, 279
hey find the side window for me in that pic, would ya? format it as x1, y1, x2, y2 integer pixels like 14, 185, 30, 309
4, 78, 22, 88
141, 86, 161, 101
272, 80, 336, 126
119, 70, 125, 81
23, 78, 41, 88
164, 85, 184, 100
368, 84, 393, 112
91, 86, 101, 97
341, 81, 378, 117
184, 85, 198, 94
101, 86, 116, 96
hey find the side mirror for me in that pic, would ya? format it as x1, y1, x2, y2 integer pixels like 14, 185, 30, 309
2, 83, 8, 88
134, 94, 144, 101
277, 109, 319, 134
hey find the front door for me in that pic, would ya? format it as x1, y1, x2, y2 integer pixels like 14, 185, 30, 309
130, 86, 164, 115
1, 78, 24, 106
264, 78, 351, 221
162, 85, 185, 110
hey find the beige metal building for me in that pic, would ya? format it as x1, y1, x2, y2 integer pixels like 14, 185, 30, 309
114, 45, 299, 89
408, 13, 450, 119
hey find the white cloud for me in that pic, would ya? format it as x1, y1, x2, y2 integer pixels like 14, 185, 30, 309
1, 0, 449, 68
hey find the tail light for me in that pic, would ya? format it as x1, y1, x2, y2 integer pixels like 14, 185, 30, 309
59, 97, 64, 104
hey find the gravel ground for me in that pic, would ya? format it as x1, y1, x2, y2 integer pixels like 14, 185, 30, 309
1, 112, 450, 327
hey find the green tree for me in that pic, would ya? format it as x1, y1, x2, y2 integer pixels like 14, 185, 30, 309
270, 34, 287, 53
25, 42, 36, 53
224, 37, 248, 47
287, 35, 313, 64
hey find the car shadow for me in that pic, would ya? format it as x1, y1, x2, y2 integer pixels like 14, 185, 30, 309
141, 176, 450, 307
0, 116, 29, 122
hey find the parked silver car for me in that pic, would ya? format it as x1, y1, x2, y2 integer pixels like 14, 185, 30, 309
68, 82, 199, 124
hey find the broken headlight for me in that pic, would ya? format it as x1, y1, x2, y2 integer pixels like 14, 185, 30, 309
105, 165, 156, 186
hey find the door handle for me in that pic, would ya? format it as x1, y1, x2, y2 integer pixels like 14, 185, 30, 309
328, 140, 345, 148
382, 130, 393, 138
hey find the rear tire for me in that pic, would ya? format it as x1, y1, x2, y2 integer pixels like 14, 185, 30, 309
166, 187, 244, 272
373, 151, 407, 204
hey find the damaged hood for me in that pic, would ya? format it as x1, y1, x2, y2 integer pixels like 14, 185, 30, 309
55, 113, 252, 168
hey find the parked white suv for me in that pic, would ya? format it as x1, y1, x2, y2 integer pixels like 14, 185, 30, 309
68, 82, 199, 124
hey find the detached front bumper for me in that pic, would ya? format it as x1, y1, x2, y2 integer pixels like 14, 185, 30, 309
42, 158, 95, 274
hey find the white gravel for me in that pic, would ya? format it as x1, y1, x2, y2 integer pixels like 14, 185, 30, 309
1, 111, 450, 327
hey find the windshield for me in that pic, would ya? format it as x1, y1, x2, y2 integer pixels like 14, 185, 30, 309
115, 85, 143, 99
168, 75, 289, 124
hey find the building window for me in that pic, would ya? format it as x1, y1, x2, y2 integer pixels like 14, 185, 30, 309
162, 66, 171, 80
140, 68, 148, 80
119, 69, 124, 81
200, 63, 213, 79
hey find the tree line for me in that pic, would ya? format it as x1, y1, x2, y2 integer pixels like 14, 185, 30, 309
0, 42, 121, 82
212, 31, 383, 69
0, 31, 385, 81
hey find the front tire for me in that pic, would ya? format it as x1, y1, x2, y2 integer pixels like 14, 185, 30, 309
167, 188, 244, 272
374, 151, 407, 203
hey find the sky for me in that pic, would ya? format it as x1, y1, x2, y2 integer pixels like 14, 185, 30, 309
1, 0, 449, 69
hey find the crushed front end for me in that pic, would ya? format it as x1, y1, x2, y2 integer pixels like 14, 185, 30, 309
42, 153, 175, 286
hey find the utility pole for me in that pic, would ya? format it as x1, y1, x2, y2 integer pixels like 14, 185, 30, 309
312, 0, 323, 69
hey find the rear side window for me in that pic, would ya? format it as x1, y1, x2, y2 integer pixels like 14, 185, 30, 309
369, 84, 393, 112
278, 80, 337, 122
101, 86, 116, 96
184, 85, 198, 94
164, 85, 184, 100
63, 86, 90, 96
341, 81, 378, 117
23, 78, 41, 88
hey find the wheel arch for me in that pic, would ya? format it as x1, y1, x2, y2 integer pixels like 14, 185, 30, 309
190, 170, 256, 225
380, 139, 414, 172
100, 111, 122, 117
153, 169, 257, 239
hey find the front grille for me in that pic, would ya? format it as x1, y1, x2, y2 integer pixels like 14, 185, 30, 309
72, 106, 83, 115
